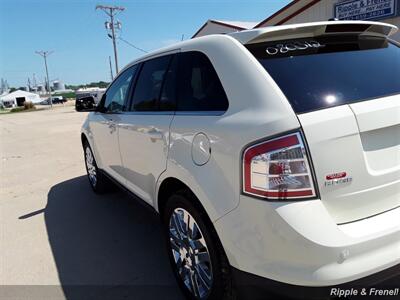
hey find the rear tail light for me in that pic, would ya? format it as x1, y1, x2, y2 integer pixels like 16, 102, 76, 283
243, 132, 316, 200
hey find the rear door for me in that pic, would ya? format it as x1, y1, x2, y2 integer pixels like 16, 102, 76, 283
118, 55, 176, 204
248, 34, 400, 224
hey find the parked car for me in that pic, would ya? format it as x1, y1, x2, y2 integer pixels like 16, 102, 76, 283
40, 96, 66, 105
78, 21, 400, 299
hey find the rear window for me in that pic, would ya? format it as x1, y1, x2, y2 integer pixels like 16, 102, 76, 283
247, 35, 400, 114
176, 52, 229, 112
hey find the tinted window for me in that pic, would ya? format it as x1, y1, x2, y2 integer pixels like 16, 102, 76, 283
103, 65, 137, 113
131, 55, 172, 111
159, 55, 178, 111
247, 36, 400, 114
177, 52, 228, 111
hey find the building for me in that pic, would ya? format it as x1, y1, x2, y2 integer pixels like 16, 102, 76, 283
0, 90, 42, 108
192, 20, 258, 38
193, 0, 400, 41
53, 80, 66, 91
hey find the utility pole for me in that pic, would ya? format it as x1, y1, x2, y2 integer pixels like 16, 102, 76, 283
96, 5, 125, 74
109, 56, 114, 80
35, 50, 53, 108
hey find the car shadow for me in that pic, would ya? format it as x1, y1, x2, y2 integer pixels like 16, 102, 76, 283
44, 175, 184, 300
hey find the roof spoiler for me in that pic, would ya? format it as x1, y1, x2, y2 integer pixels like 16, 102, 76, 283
230, 21, 398, 44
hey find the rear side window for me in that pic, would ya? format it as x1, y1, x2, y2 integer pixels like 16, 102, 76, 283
131, 55, 172, 111
159, 55, 178, 111
177, 52, 228, 112
247, 35, 400, 114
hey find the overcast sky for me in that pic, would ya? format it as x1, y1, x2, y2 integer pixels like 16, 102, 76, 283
0, 0, 290, 87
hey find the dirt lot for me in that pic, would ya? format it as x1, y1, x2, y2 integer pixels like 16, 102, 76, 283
0, 106, 183, 300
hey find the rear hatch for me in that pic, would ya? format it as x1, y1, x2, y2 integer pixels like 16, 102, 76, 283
245, 22, 400, 223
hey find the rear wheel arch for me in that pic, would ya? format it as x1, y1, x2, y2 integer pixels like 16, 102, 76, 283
158, 177, 192, 216
157, 177, 214, 225
157, 177, 229, 258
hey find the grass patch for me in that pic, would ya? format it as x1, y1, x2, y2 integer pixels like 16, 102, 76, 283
8, 102, 44, 113
53, 92, 76, 99
10, 107, 36, 113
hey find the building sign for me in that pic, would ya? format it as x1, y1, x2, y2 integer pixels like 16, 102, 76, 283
334, 0, 397, 21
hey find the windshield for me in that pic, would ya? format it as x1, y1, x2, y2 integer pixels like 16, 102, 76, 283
247, 35, 400, 114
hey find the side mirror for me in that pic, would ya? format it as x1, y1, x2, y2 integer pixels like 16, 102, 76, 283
76, 96, 96, 112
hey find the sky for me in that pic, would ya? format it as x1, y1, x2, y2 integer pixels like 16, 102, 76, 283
0, 0, 291, 87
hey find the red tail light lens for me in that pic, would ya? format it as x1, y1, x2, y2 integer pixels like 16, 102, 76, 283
243, 132, 316, 200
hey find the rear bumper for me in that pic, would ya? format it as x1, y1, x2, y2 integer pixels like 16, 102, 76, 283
232, 263, 400, 300
214, 195, 400, 287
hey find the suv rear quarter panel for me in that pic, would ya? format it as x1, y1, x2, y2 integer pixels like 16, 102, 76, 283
157, 35, 301, 222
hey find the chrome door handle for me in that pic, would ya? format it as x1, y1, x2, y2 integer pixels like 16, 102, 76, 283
108, 121, 117, 134
148, 128, 163, 142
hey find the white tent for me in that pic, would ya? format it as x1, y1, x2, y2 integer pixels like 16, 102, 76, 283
0, 90, 42, 107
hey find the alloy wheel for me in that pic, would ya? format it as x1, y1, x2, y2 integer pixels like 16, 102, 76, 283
85, 146, 97, 187
169, 208, 213, 299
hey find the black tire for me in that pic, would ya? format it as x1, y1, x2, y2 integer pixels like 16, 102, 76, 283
162, 190, 235, 300
83, 140, 109, 194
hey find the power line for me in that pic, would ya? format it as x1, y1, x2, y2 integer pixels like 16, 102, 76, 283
118, 36, 148, 53
35, 50, 53, 108
96, 5, 125, 74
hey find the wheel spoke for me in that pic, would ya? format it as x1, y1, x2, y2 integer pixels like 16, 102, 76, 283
183, 210, 191, 236
187, 214, 196, 239
190, 270, 201, 297
195, 250, 210, 265
171, 212, 185, 238
181, 266, 191, 285
189, 238, 205, 251
169, 231, 183, 251
195, 264, 212, 289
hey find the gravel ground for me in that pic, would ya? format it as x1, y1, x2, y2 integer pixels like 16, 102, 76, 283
0, 106, 183, 300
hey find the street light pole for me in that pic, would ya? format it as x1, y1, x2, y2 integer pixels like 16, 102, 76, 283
96, 5, 125, 75
35, 50, 53, 108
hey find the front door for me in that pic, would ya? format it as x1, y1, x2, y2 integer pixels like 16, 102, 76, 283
90, 65, 138, 184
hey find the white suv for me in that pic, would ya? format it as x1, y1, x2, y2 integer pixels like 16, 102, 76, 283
79, 21, 400, 299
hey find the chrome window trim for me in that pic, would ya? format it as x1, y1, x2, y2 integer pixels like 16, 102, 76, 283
121, 111, 175, 116
174, 111, 226, 116
119, 110, 226, 116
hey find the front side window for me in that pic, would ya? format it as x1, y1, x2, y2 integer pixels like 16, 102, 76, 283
247, 35, 400, 114
176, 52, 228, 112
103, 65, 137, 113
131, 55, 172, 111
